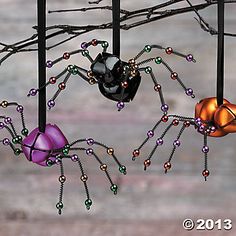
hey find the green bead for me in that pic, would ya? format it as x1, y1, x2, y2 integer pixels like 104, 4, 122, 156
155, 57, 162, 64
46, 159, 54, 167
67, 65, 74, 72
56, 202, 63, 210
64, 144, 70, 149
12, 138, 18, 144
14, 148, 21, 156
21, 128, 29, 136
62, 148, 69, 155
85, 199, 92, 210
110, 184, 118, 195
144, 45, 152, 53
145, 66, 152, 74
119, 165, 127, 175
82, 50, 89, 57
102, 41, 109, 48
17, 135, 22, 142
72, 67, 79, 75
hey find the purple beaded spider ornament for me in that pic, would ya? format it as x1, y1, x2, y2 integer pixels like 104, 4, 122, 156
0, 101, 126, 214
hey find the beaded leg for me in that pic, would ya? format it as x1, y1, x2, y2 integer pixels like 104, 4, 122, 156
138, 67, 168, 114
133, 44, 196, 63
56, 161, 66, 215
202, 132, 210, 181
0, 101, 28, 156
80, 39, 109, 53
28, 65, 96, 109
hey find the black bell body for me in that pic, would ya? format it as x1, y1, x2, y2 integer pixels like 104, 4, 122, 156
91, 52, 141, 102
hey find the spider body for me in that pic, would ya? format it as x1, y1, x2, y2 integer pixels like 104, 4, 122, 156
91, 52, 141, 102
195, 97, 236, 137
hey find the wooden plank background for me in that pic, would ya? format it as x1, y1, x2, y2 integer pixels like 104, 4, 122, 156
0, 1, 236, 235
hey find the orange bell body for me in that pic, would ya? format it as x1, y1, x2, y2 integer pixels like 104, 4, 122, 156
195, 97, 236, 137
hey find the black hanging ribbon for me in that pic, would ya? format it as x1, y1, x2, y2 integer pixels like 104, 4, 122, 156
38, 0, 47, 132
217, 1, 224, 106
112, 0, 120, 57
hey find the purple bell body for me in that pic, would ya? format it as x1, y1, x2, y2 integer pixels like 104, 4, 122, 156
22, 124, 68, 166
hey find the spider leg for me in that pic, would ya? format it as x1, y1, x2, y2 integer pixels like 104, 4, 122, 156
202, 131, 210, 181
81, 39, 109, 53
138, 67, 168, 114
133, 44, 196, 63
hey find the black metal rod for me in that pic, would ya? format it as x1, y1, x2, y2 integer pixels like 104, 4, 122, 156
112, 0, 120, 57
217, 1, 224, 106
38, 0, 47, 132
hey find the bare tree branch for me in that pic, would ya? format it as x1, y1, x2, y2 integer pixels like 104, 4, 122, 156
0, 0, 236, 65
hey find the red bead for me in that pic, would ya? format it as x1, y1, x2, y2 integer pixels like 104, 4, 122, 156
164, 162, 171, 170
91, 39, 98, 46
154, 84, 161, 92
49, 77, 57, 84
161, 115, 168, 122
144, 159, 151, 167
58, 82, 66, 90
63, 52, 70, 60
172, 119, 179, 126
202, 169, 210, 177
184, 121, 191, 127
165, 47, 173, 55
133, 149, 140, 157
171, 72, 178, 80
121, 81, 128, 88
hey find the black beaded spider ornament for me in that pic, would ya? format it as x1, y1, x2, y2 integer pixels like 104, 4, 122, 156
0, 100, 126, 214
28, 39, 196, 112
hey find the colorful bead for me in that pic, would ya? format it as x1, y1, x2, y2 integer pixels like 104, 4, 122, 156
85, 199, 92, 210
86, 148, 93, 156
161, 104, 169, 112
16, 105, 23, 113
82, 50, 89, 57
133, 149, 140, 157
63, 52, 70, 60
14, 148, 21, 156
46, 60, 53, 68
59, 175, 66, 183
0, 122, 4, 129
202, 169, 210, 177
71, 154, 79, 162
186, 54, 194, 62
156, 138, 164, 146
144, 45, 152, 52
144, 159, 151, 167
117, 101, 125, 111
28, 88, 37, 96
101, 41, 109, 48
211, 126, 216, 133
100, 164, 107, 171
4, 117, 12, 124
56, 202, 63, 210
185, 88, 194, 97
91, 39, 98, 46
67, 65, 74, 73
184, 121, 191, 127
119, 165, 126, 174
81, 42, 87, 49
49, 77, 57, 84
128, 58, 135, 65
155, 57, 162, 64
161, 115, 168, 122
165, 47, 173, 54
172, 119, 179, 126
46, 159, 54, 167
154, 84, 161, 92
86, 138, 94, 146
62, 147, 69, 155
47, 100, 55, 109
147, 130, 154, 138
1, 100, 8, 108
107, 148, 114, 155
58, 82, 66, 90
80, 174, 88, 182
121, 81, 128, 88
164, 162, 171, 171
110, 184, 118, 194
171, 72, 178, 80
173, 139, 181, 147
2, 138, 10, 146
202, 145, 209, 153
145, 66, 152, 74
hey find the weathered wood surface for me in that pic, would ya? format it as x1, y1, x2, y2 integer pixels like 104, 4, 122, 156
1, 1, 236, 235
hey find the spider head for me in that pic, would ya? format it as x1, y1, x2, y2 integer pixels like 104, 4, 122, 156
91, 52, 141, 102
